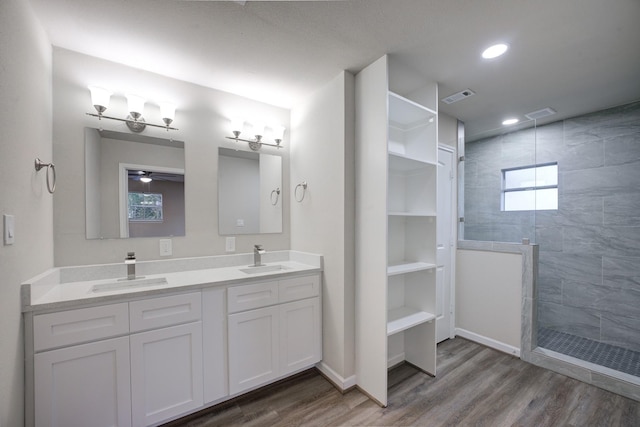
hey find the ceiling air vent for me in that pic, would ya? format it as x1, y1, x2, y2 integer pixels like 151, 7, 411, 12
441, 89, 475, 104
525, 107, 557, 120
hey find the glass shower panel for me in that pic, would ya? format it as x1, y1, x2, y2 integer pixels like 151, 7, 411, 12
461, 121, 538, 243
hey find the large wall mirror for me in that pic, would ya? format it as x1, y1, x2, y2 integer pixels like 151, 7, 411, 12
218, 147, 282, 235
85, 128, 186, 239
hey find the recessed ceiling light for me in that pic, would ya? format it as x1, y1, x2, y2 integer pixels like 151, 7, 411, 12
502, 118, 519, 126
482, 43, 509, 59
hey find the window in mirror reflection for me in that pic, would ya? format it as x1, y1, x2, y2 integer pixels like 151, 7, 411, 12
128, 192, 163, 222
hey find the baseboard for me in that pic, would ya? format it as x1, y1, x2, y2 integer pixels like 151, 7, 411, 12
387, 352, 405, 369
455, 328, 521, 358
316, 362, 356, 391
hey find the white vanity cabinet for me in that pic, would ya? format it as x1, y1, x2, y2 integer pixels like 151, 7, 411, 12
32, 304, 132, 427
129, 292, 203, 427
227, 274, 322, 395
26, 268, 322, 427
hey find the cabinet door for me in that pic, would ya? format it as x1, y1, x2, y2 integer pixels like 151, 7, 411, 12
130, 322, 203, 427
280, 297, 322, 375
202, 288, 227, 404
34, 336, 131, 427
228, 306, 279, 395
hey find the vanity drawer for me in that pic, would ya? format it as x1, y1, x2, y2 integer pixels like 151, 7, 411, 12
279, 275, 320, 303
227, 281, 279, 314
130, 292, 202, 332
34, 303, 129, 352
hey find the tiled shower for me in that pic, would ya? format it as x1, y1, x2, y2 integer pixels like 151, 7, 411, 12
463, 101, 640, 377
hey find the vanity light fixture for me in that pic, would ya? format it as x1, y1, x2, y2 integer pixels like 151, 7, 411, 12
86, 86, 178, 133
226, 118, 285, 151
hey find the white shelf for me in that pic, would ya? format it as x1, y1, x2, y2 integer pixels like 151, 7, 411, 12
388, 92, 437, 126
387, 307, 436, 336
387, 262, 436, 276
388, 211, 436, 217
388, 151, 437, 172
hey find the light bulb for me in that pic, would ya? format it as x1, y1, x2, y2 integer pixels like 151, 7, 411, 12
482, 43, 509, 59
160, 102, 176, 127
252, 122, 265, 138
502, 118, 519, 125
229, 117, 244, 137
88, 86, 112, 114
272, 125, 285, 144
126, 94, 146, 120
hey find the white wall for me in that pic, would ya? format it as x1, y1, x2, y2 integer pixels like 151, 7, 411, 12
290, 71, 356, 386
439, 112, 458, 148
52, 48, 290, 266
0, 0, 53, 424
456, 249, 522, 354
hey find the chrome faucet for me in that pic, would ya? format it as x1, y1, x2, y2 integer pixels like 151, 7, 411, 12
125, 252, 136, 280
253, 245, 265, 267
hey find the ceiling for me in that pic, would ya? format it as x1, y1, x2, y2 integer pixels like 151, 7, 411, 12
27, 0, 640, 140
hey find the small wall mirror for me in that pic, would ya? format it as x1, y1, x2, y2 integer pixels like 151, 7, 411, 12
85, 128, 186, 239
218, 147, 283, 235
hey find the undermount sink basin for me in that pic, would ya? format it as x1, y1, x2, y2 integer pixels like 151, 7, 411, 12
239, 264, 291, 275
91, 277, 168, 293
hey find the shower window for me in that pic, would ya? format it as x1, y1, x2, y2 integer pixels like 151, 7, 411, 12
501, 163, 558, 211
128, 192, 164, 222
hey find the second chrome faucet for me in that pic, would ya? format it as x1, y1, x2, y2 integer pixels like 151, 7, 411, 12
253, 245, 266, 267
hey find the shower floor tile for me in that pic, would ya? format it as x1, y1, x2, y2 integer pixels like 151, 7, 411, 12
538, 327, 640, 377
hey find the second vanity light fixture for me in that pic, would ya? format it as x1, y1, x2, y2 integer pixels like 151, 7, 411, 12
87, 86, 178, 132
226, 118, 285, 151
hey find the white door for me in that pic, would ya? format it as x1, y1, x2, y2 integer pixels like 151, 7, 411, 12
436, 146, 455, 342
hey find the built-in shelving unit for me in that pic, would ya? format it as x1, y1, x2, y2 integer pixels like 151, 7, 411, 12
355, 54, 438, 407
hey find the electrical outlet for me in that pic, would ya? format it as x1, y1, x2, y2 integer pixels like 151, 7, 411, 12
159, 239, 172, 256
225, 237, 236, 253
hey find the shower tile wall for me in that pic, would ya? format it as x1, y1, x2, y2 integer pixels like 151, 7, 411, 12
465, 101, 640, 353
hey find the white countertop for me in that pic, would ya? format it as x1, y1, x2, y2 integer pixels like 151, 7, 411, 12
22, 251, 322, 312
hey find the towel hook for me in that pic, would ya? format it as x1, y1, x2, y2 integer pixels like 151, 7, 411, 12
35, 158, 56, 194
270, 187, 280, 206
294, 181, 307, 203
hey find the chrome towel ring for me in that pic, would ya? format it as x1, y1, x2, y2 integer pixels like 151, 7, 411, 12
270, 187, 280, 206
35, 158, 56, 194
294, 181, 307, 202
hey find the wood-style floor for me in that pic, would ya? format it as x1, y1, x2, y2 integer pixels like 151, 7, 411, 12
165, 338, 640, 427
